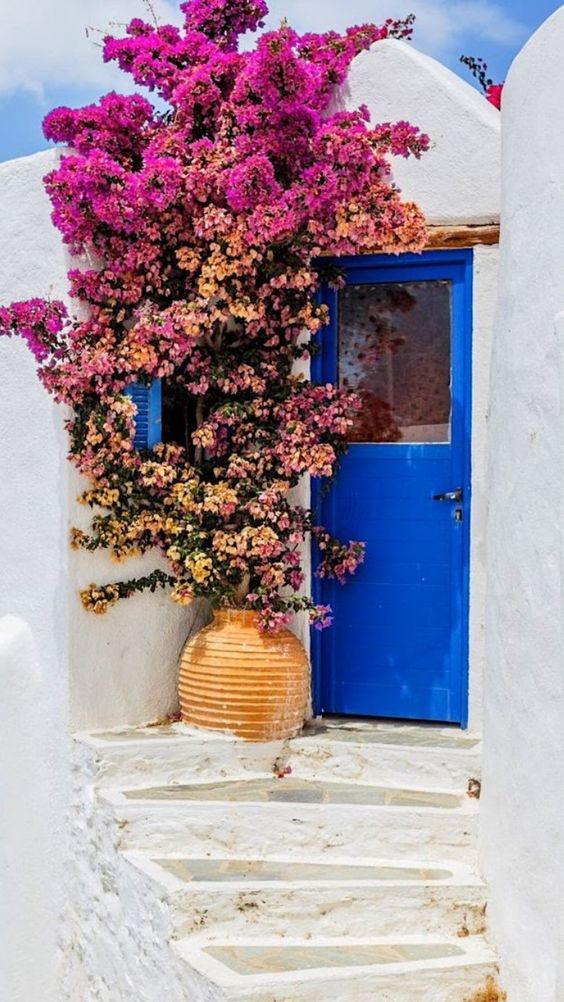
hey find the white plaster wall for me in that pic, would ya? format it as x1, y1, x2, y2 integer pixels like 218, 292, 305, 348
68, 462, 207, 730
468, 245, 498, 732
0, 150, 70, 686
481, 8, 564, 1000
0, 155, 71, 1002
339, 39, 501, 226
0, 150, 203, 730
0, 617, 60, 1002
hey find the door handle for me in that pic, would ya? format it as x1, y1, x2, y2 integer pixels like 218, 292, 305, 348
433, 487, 463, 503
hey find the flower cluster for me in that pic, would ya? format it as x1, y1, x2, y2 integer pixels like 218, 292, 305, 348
1, 0, 428, 630
314, 528, 366, 584
0, 299, 69, 362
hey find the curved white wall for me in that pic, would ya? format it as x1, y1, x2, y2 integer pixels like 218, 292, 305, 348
339, 39, 501, 226
481, 8, 564, 1000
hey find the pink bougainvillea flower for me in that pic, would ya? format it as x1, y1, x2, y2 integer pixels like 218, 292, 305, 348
486, 83, 503, 109
225, 153, 282, 211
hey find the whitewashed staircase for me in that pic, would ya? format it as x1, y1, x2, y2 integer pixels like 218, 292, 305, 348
66, 719, 501, 1001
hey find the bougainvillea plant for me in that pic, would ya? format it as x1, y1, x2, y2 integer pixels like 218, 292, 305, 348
460, 55, 503, 109
0, 0, 429, 631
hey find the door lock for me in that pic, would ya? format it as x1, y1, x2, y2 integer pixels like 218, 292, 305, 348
433, 487, 463, 503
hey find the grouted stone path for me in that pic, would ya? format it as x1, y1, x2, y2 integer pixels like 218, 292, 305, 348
72, 719, 502, 1001
204, 940, 466, 974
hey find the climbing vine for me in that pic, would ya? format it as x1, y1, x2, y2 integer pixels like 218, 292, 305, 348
0, 1, 429, 630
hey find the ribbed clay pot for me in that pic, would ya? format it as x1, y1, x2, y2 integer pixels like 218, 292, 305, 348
178, 609, 310, 741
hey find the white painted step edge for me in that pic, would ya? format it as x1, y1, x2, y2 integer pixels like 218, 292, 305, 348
76, 726, 284, 750
105, 802, 479, 862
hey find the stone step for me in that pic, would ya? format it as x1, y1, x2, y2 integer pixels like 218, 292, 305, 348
173, 934, 499, 1002
286, 719, 481, 792
124, 852, 486, 939
77, 719, 480, 792
103, 777, 478, 862
75, 725, 284, 789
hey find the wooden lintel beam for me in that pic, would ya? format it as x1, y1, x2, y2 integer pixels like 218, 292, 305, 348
426, 224, 500, 248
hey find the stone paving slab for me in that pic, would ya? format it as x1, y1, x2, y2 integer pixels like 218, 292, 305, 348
301, 719, 480, 749
123, 778, 461, 808
204, 942, 465, 975
154, 857, 454, 884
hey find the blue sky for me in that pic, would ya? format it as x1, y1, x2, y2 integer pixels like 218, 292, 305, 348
0, 0, 559, 163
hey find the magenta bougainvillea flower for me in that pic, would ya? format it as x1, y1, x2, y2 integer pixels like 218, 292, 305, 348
0, 1, 429, 630
485, 83, 503, 110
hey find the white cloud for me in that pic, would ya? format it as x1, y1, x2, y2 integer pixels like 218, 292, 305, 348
265, 0, 528, 58
449, 0, 526, 45
0, 0, 181, 99
0, 0, 528, 100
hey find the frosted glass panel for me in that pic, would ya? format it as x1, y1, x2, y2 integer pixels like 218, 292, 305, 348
339, 281, 452, 444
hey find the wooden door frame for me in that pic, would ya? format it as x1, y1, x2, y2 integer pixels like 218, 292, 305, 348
310, 248, 474, 726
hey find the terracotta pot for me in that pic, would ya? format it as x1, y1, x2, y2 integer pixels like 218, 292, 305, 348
178, 609, 310, 741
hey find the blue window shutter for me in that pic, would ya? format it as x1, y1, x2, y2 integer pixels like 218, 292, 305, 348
125, 380, 162, 448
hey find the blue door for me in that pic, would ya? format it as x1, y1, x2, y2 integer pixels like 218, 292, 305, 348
312, 250, 472, 725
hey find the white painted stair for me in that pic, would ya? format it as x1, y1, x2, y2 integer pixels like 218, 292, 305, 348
68, 720, 502, 1001
124, 853, 486, 939
176, 935, 496, 1002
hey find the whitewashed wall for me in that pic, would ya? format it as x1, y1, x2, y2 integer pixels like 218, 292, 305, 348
0, 617, 60, 1002
337, 39, 501, 225
0, 150, 204, 731
0, 43, 500, 732
481, 8, 564, 1000
0, 152, 70, 1001
468, 245, 498, 729
0, 151, 70, 701
68, 470, 207, 730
